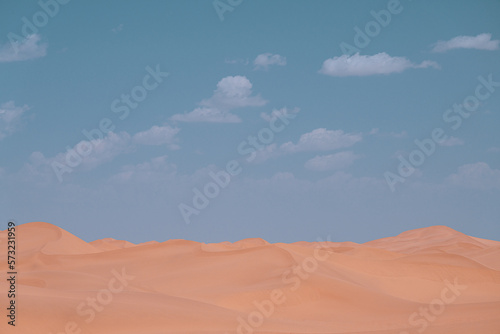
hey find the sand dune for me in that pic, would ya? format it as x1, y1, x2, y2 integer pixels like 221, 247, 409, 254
1, 223, 499, 333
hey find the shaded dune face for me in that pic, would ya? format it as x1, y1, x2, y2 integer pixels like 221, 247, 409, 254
1, 223, 499, 333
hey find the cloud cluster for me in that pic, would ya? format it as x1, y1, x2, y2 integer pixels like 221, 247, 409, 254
319, 53, 439, 77
321, 34, 497, 76
252, 128, 362, 164
24, 124, 181, 182
28, 132, 134, 175
171, 76, 267, 123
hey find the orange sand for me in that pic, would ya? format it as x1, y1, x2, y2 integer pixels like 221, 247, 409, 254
1, 222, 499, 333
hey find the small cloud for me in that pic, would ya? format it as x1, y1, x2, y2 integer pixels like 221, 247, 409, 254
112, 24, 124, 33
487, 147, 500, 153
171, 107, 241, 123
225, 58, 249, 65
438, 136, 464, 147
253, 53, 287, 70
260, 107, 299, 122
0, 34, 47, 62
369, 128, 407, 138
171, 76, 267, 123
431, 33, 499, 53
201, 75, 267, 109
319, 53, 439, 77
0, 101, 29, 139
387, 131, 407, 138
132, 125, 180, 149
447, 162, 500, 189
281, 128, 362, 153
305, 151, 359, 172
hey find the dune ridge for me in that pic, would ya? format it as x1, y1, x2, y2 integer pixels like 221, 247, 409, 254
1, 222, 499, 333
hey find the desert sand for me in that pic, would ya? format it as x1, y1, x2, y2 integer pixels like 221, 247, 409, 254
1, 222, 499, 334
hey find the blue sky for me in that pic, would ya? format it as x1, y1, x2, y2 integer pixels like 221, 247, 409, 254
1, 0, 499, 243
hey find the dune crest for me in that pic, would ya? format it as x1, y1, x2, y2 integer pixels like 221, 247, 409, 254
90, 238, 136, 251
1, 222, 499, 334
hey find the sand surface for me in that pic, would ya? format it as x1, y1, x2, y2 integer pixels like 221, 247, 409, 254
1, 223, 499, 333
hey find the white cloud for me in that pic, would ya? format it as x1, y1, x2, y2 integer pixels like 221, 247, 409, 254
431, 33, 499, 53
387, 131, 407, 138
171, 76, 267, 123
225, 58, 249, 65
0, 34, 47, 62
319, 53, 439, 77
253, 53, 287, 70
368, 128, 407, 138
201, 75, 267, 109
171, 107, 241, 123
305, 151, 359, 171
260, 107, 299, 122
438, 136, 464, 147
281, 128, 362, 153
132, 125, 180, 149
112, 24, 124, 33
0, 101, 29, 139
447, 162, 500, 190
